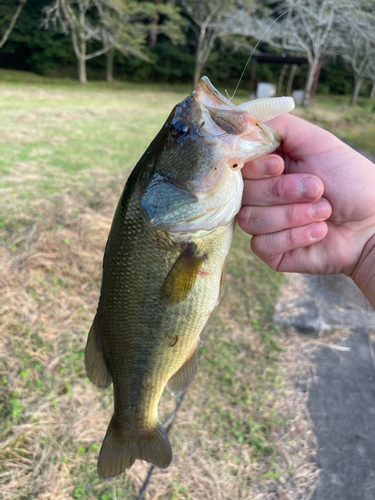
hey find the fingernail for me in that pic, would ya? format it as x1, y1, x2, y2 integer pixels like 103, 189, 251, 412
299, 177, 321, 199
309, 223, 325, 239
310, 199, 331, 219
263, 158, 281, 175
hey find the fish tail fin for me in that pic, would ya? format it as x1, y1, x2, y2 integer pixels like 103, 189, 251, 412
97, 417, 172, 479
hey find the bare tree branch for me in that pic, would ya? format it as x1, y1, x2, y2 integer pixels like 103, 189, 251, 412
0, 0, 27, 50
184, 0, 255, 86
254, 0, 352, 105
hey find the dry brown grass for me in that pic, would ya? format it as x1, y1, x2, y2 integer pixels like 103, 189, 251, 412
0, 171, 319, 500
0, 80, 323, 500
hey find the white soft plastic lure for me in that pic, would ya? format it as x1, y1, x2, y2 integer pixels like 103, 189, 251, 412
238, 96, 295, 122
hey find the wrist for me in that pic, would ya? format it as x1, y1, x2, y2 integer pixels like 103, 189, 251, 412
350, 235, 375, 310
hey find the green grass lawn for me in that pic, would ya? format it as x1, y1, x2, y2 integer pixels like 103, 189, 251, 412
4, 71, 370, 499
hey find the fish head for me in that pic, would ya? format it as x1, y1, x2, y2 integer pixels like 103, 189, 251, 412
141, 77, 289, 234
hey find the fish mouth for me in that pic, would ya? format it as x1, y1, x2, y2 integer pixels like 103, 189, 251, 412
193, 76, 280, 168
190, 89, 278, 191
194, 76, 238, 111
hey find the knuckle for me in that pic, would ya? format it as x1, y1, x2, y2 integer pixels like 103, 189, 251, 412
288, 228, 295, 246
252, 235, 282, 270
287, 227, 302, 246
251, 234, 266, 256
273, 176, 287, 201
285, 204, 300, 226
240, 206, 257, 233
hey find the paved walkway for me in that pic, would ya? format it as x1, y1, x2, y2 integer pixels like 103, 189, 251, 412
309, 329, 375, 500
274, 274, 375, 499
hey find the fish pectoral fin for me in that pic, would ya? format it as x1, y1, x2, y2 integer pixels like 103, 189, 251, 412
84, 315, 112, 389
167, 342, 199, 397
160, 246, 207, 305
97, 418, 172, 479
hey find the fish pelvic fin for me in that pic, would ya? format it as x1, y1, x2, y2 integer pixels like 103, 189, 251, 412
167, 341, 199, 397
97, 417, 172, 479
84, 315, 112, 389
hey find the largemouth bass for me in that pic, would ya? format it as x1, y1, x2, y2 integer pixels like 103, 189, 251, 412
85, 77, 294, 479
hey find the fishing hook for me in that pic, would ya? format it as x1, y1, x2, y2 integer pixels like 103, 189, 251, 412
196, 121, 229, 138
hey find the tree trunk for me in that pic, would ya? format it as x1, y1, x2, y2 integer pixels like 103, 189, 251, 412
78, 57, 87, 84
148, 0, 160, 49
370, 83, 375, 99
277, 64, 288, 96
249, 58, 257, 95
0, 0, 27, 50
311, 60, 323, 99
303, 58, 319, 106
286, 64, 297, 96
351, 77, 363, 106
193, 29, 205, 87
106, 48, 115, 82
79, 38, 87, 84
193, 57, 203, 88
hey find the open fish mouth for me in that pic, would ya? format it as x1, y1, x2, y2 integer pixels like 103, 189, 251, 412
193, 76, 285, 170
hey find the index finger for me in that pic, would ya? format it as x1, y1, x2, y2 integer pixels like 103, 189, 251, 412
242, 153, 284, 179
266, 114, 343, 160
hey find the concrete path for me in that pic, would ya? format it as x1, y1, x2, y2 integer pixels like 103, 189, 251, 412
309, 329, 375, 500
274, 274, 375, 498
274, 273, 375, 334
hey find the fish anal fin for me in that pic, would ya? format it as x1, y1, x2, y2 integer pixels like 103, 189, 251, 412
84, 315, 112, 389
160, 246, 207, 305
167, 343, 199, 397
217, 256, 228, 306
97, 418, 172, 479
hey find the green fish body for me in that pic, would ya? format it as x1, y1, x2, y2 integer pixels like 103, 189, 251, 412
85, 77, 282, 479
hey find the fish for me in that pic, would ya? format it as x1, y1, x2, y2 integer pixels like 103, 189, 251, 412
84, 77, 294, 479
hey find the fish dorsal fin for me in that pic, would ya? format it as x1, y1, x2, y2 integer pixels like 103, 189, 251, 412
167, 342, 199, 396
160, 246, 207, 305
84, 315, 112, 389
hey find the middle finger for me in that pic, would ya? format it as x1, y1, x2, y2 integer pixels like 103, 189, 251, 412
238, 198, 332, 235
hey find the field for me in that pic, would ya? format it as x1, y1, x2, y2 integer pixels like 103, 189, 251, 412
2, 70, 372, 500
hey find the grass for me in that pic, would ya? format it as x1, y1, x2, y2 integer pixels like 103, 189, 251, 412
3, 71, 363, 500
294, 94, 375, 157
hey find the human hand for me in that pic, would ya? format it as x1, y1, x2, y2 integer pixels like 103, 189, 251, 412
238, 113, 375, 305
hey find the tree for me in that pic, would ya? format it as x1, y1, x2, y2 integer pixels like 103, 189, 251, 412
43, 0, 148, 84
269, 0, 344, 105
106, 0, 184, 81
183, 0, 253, 86
43, 0, 183, 84
0, 0, 27, 50
337, 4, 375, 105
251, 0, 350, 104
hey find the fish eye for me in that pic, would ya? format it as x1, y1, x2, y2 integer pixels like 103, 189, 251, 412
170, 121, 189, 139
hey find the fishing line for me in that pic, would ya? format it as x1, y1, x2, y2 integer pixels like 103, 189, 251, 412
136, 392, 187, 500
230, 5, 295, 100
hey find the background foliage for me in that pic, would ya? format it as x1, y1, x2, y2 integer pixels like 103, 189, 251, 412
0, 0, 371, 96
